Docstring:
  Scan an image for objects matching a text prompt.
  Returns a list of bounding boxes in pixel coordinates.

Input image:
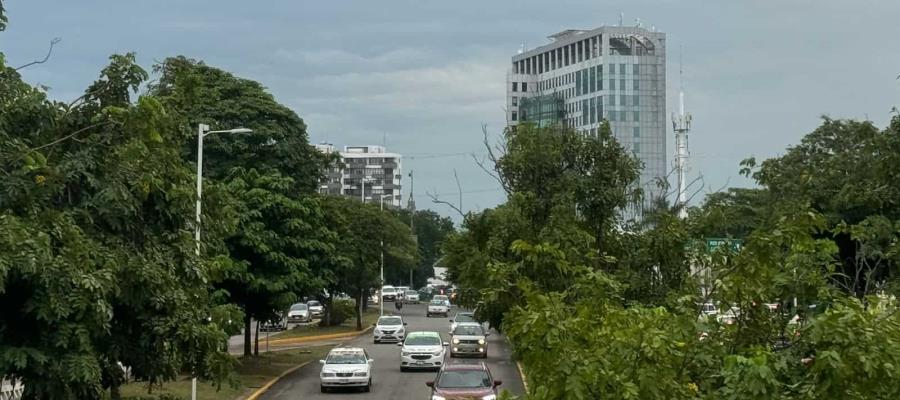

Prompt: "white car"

[427,299,450,317]
[319,347,373,393]
[403,290,420,304]
[307,300,324,318]
[399,331,448,371]
[382,285,399,302]
[433,294,451,307]
[287,303,311,323]
[373,315,407,343]
[449,311,478,333]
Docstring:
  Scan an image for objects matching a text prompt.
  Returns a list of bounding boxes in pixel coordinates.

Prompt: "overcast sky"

[4,1,899,220]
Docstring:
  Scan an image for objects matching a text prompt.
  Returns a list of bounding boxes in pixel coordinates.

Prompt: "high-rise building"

[507,25,667,212]
[314,144,403,207]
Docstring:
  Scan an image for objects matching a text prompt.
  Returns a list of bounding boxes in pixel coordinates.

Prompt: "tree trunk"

[254,320,260,356]
[243,313,252,357]
[110,384,121,400]
[356,289,363,331]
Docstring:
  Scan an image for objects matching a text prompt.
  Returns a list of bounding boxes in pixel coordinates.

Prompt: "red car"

[426,362,502,400]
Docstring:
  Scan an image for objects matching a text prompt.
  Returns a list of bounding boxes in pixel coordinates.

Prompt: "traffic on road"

[258,302,524,399]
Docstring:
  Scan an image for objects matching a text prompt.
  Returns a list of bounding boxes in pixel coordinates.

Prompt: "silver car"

[449,322,489,358]
[373,315,407,343]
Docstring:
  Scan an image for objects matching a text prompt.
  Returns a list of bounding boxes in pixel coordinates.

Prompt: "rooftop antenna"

[518,43,525,54]
[619,12,624,26]
[671,45,692,219]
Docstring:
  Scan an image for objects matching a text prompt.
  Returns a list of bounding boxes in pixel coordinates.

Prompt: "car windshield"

[405,335,441,346]
[453,325,485,336]
[437,370,492,388]
[430,300,445,305]
[378,317,402,326]
[455,314,475,323]
[308,301,320,307]
[383,288,396,294]
[434,295,448,301]
[405,290,417,295]
[290,304,307,311]
[326,352,366,364]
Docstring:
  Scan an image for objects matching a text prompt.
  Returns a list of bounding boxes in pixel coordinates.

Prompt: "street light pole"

[379,193,394,317]
[193,123,251,400]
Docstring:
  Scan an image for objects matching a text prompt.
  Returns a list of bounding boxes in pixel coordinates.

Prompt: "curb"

[245,360,312,400]
[242,326,373,400]
[516,361,529,393]
[265,326,373,346]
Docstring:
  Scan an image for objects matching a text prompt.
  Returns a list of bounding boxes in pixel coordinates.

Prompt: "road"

[260,303,525,399]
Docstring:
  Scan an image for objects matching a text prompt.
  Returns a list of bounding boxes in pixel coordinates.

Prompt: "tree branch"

[15,38,62,71]
[426,190,465,218]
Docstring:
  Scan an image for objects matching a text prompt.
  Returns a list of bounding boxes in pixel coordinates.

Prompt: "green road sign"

[706,238,743,252]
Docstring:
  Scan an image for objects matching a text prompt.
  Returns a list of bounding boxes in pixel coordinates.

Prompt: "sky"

[3,0,899,220]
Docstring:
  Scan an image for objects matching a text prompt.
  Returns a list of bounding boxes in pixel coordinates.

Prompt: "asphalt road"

[260,303,525,399]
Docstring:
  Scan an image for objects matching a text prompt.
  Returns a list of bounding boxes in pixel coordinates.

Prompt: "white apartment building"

[315,144,403,208]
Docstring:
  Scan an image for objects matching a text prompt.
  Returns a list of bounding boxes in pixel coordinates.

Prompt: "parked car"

[426,362,501,399]
[427,299,450,317]
[373,315,407,343]
[403,290,420,304]
[307,300,324,318]
[700,302,718,317]
[450,322,489,358]
[319,347,373,393]
[287,303,311,323]
[399,331,448,371]
[396,286,411,298]
[449,311,477,333]
[382,285,399,302]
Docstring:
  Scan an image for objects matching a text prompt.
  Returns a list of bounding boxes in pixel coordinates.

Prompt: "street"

[259,303,525,399]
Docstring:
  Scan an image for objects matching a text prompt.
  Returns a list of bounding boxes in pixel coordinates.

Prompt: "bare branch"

[3,121,112,176]
[426,190,465,218]
[707,176,732,195]
[479,124,512,195]
[454,168,463,212]
[15,38,62,71]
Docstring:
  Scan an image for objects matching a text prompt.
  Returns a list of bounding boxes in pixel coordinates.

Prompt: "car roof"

[328,347,365,355]
[455,322,482,327]
[406,331,441,338]
[441,361,489,371]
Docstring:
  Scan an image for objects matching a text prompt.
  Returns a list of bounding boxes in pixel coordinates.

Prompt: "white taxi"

[427,299,450,317]
[319,347,373,393]
[399,331,448,371]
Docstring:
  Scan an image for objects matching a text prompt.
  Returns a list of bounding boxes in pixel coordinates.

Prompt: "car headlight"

[478,338,486,345]
[482,395,497,400]
[432,350,443,356]
[353,371,367,377]
[374,328,381,334]
[321,372,335,377]
[452,338,460,344]
[402,351,412,356]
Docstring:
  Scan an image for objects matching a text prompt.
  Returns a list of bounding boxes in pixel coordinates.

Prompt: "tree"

[1,54,233,398]
[391,208,455,288]
[322,197,416,329]
[218,169,334,356]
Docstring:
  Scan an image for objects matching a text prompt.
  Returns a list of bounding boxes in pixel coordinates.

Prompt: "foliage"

[0,54,232,398]
[447,116,900,399]
[324,299,355,326]
[391,208,455,288]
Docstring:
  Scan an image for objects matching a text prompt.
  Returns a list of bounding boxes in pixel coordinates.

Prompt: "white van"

[381,286,399,302]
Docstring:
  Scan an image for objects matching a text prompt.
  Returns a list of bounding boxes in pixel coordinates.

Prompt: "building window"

[522,82,528,92]
[620,94,626,106]
[512,96,518,106]
[633,79,639,90]
[610,78,615,91]
[589,67,596,92]
[620,63,627,75]
[512,82,518,92]
[620,79,626,91]
[633,95,639,106]
[511,111,518,121]
[633,127,640,137]
[634,142,641,153]
[633,111,640,122]
[610,111,616,121]
[619,110,626,121]
[633,64,640,75]
[609,94,616,106]
[609,63,615,74]
[575,71,581,96]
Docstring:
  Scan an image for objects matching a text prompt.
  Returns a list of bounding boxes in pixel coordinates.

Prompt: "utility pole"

[408,170,416,288]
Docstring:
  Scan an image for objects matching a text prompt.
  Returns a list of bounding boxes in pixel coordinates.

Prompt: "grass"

[274,308,380,340]
[118,346,331,400]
